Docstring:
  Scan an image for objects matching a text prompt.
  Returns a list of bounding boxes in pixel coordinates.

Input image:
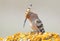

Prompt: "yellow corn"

[0,37,4,41]
[0,32,60,41]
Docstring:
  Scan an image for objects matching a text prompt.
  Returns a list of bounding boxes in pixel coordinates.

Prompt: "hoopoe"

[23,7,45,34]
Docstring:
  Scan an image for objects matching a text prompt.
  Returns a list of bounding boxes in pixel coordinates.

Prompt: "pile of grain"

[0,32,60,41]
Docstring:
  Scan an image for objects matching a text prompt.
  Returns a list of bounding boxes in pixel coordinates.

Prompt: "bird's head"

[25,8,31,18]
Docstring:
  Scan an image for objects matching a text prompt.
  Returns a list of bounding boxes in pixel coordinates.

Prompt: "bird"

[23,5,45,34]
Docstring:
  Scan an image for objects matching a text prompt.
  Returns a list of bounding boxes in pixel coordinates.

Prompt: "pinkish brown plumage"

[23,8,45,34]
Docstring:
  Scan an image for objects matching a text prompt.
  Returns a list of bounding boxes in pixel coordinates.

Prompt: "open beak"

[23,18,27,28]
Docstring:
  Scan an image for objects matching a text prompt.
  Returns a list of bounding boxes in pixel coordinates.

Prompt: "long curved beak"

[23,6,30,28]
[23,18,27,28]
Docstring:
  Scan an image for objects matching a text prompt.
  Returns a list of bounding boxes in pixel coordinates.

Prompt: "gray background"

[0,0,60,37]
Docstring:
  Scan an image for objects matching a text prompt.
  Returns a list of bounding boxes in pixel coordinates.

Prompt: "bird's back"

[27,12,45,34]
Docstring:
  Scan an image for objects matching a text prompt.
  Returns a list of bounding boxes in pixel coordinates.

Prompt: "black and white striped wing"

[35,19,45,33]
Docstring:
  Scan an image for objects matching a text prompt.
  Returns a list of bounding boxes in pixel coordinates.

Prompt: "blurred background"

[0,0,60,37]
